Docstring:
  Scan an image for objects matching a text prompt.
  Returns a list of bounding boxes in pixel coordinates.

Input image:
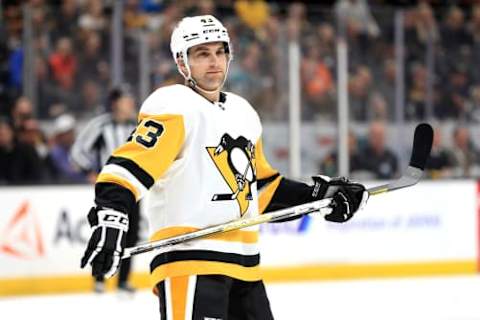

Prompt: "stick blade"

[409,123,433,170]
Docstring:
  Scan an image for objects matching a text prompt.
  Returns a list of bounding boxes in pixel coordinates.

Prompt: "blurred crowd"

[319,121,480,180]
[1,0,480,185]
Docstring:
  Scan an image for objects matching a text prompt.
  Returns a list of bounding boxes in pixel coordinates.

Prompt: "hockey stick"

[122,123,433,259]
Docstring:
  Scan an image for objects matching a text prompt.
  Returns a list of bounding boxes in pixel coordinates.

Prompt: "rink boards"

[0,181,478,296]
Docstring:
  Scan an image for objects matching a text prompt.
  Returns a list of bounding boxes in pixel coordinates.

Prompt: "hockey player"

[80,15,368,319]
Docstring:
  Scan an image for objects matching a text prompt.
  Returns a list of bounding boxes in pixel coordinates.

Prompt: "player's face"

[187,42,228,91]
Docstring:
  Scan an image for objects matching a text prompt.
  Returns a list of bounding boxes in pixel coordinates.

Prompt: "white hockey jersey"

[96,84,281,289]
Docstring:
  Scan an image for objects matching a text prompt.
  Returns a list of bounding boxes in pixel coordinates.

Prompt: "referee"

[71,86,139,294]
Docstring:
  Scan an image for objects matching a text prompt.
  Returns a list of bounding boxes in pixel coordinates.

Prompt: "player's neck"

[191,84,220,103]
[197,89,220,103]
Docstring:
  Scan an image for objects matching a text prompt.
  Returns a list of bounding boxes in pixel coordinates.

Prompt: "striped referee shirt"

[70,113,137,173]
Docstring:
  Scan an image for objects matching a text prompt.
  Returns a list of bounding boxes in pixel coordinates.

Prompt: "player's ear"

[177,58,188,75]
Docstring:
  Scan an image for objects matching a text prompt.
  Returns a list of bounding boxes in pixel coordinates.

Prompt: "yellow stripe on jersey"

[111,113,185,183]
[257,175,282,214]
[151,261,261,289]
[255,138,278,180]
[170,276,189,320]
[96,172,141,200]
[150,226,259,244]
[255,138,283,212]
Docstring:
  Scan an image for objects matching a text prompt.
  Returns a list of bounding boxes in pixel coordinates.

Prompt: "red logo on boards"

[0,201,45,259]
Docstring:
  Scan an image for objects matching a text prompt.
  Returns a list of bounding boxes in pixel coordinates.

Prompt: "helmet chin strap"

[187,77,222,96]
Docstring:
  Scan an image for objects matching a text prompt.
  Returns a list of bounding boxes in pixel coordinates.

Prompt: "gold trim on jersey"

[111,113,185,182]
[96,172,141,200]
[255,139,278,180]
[150,226,259,244]
[151,261,261,290]
[169,276,189,320]
[258,175,282,214]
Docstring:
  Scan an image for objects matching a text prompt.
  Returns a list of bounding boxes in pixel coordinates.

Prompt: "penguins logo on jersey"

[206,134,256,216]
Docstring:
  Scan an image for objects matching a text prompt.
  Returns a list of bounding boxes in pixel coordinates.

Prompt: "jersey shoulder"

[224,91,262,131]
[225,91,260,116]
[224,91,254,108]
[139,84,198,116]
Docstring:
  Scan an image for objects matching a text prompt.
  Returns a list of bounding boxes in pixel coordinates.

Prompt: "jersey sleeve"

[95,112,185,212]
[255,138,315,215]
[255,138,282,213]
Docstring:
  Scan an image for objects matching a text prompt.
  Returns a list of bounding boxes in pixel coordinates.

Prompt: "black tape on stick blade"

[409,123,433,170]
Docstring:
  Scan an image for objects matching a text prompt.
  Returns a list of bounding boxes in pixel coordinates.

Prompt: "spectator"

[335,0,380,38]
[234,0,270,30]
[47,103,68,118]
[48,37,77,91]
[470,4,480,43]
[408,2,438,62]
[368,91,388,121]
[191,0,217,16]
[7,43,22,93]
[317,23,336,68]
[52,0,79,41]
[155,2,182,46]
[286,2,309,41]
[465,84,480,122]
[336,0,379,68]
[78,80,104,120]
[124,0,149,31]
[78,0,107,33]
[0,117,44,184]
[16,117,50,181]
[377,59,396,120]
[76,31,110,92]
[47,114,86,183]
[228,42,267,109]
[0,23,11,117]
[3,4,22,46]
[439,64,471,120]
[30,4,53,42]
[349,65,373,121]
[424,125,455,179]
[450,125,480,178]
[471,4,480,83]
[301,42,335,119]
[10,96,34,130]
[139,0,164,13]
[440,6,471,66]
[319,130,363,177]
[355,121,399,179]
[405,63,427,120]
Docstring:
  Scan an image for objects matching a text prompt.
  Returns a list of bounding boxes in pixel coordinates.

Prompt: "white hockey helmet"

[170,15,233,85]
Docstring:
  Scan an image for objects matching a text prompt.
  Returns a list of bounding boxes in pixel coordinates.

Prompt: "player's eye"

[195,50,209,57]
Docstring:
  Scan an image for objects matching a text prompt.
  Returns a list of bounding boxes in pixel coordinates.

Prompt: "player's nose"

[208,53,222,67]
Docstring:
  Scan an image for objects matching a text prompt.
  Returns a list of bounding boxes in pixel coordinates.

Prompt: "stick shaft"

[122,165,422,259]
[122,198,332,258]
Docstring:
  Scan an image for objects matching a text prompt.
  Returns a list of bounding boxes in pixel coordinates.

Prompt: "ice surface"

[1,276,480,320]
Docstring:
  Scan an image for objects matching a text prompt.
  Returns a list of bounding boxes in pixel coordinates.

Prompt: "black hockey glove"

[80,206,129,278]
[311,175,368,223]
